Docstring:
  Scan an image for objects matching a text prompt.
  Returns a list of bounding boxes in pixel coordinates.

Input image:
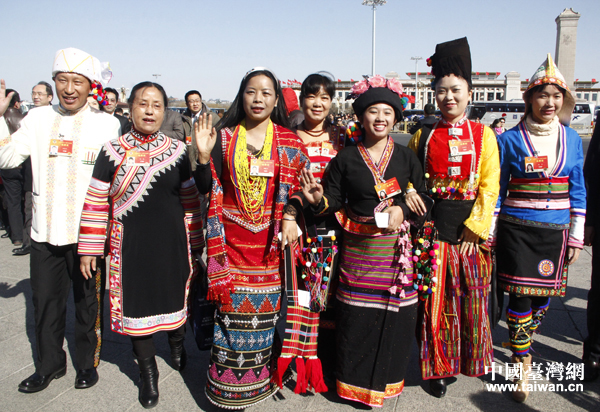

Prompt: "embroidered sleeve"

[180,177,205,253]
[78,177,110,256]
[568,133,586,248]
[488,131,510,245]
[464,127,500,241]
[0,115,32,169]
[405,129,423,191]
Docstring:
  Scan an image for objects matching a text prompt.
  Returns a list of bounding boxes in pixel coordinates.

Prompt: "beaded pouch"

[296,233,339,312]
[412,221,440,300]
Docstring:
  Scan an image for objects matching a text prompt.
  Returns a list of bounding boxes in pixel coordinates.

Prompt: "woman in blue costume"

[491,54,585,403]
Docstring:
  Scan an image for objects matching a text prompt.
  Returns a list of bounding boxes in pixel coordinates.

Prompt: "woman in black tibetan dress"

[78,82,203,409]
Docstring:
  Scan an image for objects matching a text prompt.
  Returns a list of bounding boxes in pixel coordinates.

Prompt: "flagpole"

[363,1,387,76]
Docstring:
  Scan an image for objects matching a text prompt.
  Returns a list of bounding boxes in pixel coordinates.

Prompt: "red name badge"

[321,142,337,157]
[250,158,275,177]
[524,156,549,172]
[125,150,150,166]
[49,139,74,156]
[374,177,402,201]
[185,135,192,145]
[448,140,473,155]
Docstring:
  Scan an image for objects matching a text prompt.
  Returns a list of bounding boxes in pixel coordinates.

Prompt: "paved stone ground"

[2,233,599,411]
[0,133,598,411]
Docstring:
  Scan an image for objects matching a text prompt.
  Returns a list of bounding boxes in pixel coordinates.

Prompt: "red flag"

[351,78,355,82]
[337,79,341,82]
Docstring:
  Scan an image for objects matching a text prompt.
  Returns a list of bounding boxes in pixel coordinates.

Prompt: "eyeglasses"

[32,92,48,97]
[188,99,201,104]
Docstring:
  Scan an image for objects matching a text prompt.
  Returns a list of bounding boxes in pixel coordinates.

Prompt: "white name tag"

[449,154,463,162]
[448,166,461,176]
[298,290,311,308]
[307,147,320,157]
[448,127,463,136]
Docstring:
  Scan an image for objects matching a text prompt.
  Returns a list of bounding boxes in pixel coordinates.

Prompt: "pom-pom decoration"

[90,82,109,106]
[412,221,439,300]
[345,122,363,144]
[296,233,339,312]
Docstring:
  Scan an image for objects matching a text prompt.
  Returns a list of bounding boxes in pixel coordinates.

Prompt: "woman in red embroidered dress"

[78,82,204,409]
[193,68,309,409]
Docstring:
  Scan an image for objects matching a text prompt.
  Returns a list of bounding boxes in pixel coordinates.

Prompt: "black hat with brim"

[352,87,404,122]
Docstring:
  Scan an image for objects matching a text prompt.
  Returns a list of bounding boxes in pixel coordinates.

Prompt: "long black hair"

[127,81,168,109]
[217,69,289,130]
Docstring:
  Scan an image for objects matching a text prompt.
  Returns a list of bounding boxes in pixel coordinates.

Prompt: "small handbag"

[190,259,215,351]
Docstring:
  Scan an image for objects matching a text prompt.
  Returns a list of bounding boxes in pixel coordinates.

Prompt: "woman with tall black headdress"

[406,38,500,398]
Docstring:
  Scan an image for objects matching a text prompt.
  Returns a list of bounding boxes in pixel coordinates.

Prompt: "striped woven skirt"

[205,288,282,409]
[335,230,417,408]
[418,241,493,379]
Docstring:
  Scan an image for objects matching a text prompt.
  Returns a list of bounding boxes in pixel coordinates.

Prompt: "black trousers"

[30,240,104,375]
[507,294,550,313]
[130,325,186,359]
[584,233,600,364]
[23,191,32,247]
[0,168,24,243]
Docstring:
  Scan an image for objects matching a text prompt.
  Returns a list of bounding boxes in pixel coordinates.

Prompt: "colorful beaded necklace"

[230,119,274,224]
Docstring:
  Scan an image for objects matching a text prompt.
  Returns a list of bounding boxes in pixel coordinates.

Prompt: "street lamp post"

[411,57,422,109]
[362,0,387,76]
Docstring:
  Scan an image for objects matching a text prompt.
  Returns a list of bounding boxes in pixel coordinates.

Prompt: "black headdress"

[428,37,472,88]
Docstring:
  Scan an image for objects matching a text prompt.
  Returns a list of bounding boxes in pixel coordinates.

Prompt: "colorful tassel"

[305,358,328,393]
[273,356,293,389]
[294,357,307,394]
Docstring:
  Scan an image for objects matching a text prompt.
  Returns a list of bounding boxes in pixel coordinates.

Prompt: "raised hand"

[194,112,217,164]
[299,168,323,206]
[0,79,15,117]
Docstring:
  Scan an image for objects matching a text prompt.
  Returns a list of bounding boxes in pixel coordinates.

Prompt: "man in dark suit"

[409,103,438,135]
[103,87,129,133]
[159,109,184,141]
[181,90,219,169]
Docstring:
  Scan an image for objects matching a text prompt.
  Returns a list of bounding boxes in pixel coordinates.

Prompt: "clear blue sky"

[2,0,598,102]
